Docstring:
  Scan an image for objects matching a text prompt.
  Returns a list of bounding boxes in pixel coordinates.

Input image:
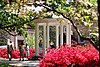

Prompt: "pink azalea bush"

[0,48,35,58]
[0,48,8,58]
[39,44,99,67]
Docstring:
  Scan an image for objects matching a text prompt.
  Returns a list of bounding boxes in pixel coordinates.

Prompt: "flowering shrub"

[39,44,99,67]
[28,48,35,58]
[0,48,35,58]
[0,48,8,58]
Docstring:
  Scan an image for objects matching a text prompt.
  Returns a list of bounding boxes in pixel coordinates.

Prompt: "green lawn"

[0,63,12,67]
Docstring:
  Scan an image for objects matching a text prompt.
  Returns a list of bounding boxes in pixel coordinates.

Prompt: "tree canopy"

[0,0,98,50]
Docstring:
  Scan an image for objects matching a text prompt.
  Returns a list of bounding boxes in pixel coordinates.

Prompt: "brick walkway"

[0,58,39,67]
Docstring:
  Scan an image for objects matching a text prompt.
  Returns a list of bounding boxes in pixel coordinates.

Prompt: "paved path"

[0,58,40,67]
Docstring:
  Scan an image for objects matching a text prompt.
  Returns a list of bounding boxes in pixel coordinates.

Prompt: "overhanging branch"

[33,3,99,51]
[4,29,18,36]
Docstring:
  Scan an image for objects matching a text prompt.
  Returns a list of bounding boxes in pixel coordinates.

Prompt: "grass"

[0,63,13,67]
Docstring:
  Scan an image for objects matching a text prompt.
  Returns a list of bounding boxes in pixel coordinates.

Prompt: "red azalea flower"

[39,44,99,67]
[0,48,35,59]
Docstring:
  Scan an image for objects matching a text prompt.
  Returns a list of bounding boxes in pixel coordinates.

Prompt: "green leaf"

[89,0,97,4]
[93,17,98,20]
[24,24,27,28]
[84,22,89,26]
[84,16,89,19]
[23,32,28,37]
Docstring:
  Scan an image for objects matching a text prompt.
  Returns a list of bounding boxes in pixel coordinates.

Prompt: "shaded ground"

[0,58,39,67]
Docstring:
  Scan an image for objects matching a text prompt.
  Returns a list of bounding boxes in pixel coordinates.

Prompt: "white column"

[14,30,18,49]
[56,25,59,47]
[69,23,71,45]
[66,23,71,46]
[66,24,68,45]
[60,24,63,45]
[15,35,17,49]
[35,23,39,56]
[47,23,49,48]
[43,24,46,55]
